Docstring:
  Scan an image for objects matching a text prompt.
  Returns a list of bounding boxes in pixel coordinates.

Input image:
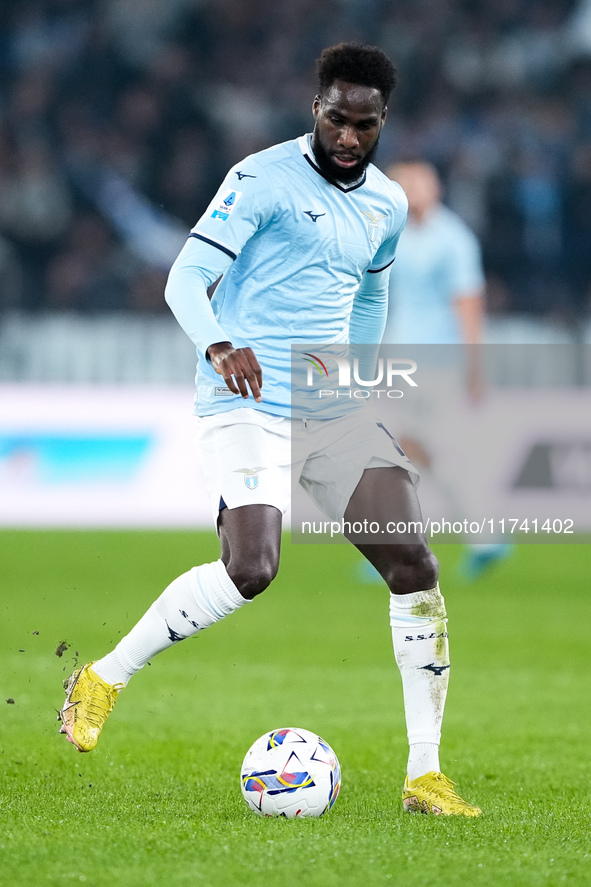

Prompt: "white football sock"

[389,584,450,782]
[93,560,248,686]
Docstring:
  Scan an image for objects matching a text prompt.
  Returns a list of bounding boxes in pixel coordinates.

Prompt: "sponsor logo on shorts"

[211,189,242,221]
[234,466,267,490]
[215,387,234,396]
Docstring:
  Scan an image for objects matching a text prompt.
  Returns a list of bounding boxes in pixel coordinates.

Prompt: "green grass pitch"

[1,530,590,887]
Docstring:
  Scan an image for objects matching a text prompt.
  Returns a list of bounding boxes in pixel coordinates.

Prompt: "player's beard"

[311,129,380,184]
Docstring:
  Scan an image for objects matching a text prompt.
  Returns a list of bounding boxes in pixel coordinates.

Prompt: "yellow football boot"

[58,663,122,752]
[402,771,482,816]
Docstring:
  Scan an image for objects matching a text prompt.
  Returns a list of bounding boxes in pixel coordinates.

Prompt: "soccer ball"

[240,727,341,818]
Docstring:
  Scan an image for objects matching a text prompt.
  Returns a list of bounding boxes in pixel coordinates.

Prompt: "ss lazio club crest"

[361,210,386,242]
[234,466,267,490]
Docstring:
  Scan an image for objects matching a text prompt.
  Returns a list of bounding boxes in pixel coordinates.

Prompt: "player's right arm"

[165,158,273,401]
[164,237,262,401]
[448,219,486,402]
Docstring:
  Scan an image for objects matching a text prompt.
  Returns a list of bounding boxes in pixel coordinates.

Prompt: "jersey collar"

[298,134,367,193]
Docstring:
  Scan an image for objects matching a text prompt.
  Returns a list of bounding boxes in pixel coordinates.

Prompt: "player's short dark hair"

[316,43,397,106]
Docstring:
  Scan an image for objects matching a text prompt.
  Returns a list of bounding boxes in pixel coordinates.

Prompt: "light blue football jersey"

[188,135,407,416]
[383,204,484,345]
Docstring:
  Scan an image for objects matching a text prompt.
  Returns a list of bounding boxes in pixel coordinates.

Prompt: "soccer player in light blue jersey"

[382,160,511,579]
[59,45,480,816]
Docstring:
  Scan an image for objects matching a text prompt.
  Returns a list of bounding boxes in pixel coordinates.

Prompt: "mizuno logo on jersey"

[304,210,326,223]
[235,171,257,180]
[211,189,242,221]
[361,210,387,242]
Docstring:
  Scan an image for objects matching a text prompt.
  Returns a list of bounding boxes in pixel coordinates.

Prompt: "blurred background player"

[385,160,484,349]
[381,159,510,580]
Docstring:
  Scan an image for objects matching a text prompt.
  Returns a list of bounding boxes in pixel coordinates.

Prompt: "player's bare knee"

[383,544,439,594]
[417,547,439,588]
[227,558,279,600]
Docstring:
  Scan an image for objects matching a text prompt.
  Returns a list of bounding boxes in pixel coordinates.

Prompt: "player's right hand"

[206,341,263,403]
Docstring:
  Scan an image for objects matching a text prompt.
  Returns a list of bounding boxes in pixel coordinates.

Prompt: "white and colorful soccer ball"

[240,727,341,818]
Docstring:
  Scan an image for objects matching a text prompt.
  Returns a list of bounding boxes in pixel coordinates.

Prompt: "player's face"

[312,80,386,182]
[388,163,442,221]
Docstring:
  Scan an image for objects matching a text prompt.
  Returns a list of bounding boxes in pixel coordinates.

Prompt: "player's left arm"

[454,287,484,346]
[348,268,390,381]
[449,220,485,347]
[349,268,390,344]
[450,225,486,400]
[350,194,407,345]
[455,290,485,404]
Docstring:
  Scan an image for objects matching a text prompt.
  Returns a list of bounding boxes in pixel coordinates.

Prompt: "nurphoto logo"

[303,352,418,400]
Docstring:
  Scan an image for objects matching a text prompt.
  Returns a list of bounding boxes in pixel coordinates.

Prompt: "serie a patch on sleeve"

[211,190,242,221]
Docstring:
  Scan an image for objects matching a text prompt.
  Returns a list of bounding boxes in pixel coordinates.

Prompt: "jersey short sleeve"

[447,219,485,295]
[368,182,408,273]
[190,159,276,260]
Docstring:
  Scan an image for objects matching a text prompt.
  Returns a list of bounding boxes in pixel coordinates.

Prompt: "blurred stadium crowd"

[1,0,591,326]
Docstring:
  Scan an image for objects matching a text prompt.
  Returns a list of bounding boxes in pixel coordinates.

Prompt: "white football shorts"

[195,406,418,525]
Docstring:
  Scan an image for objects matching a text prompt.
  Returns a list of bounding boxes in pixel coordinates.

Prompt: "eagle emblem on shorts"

[234,466,267,490]
[361,210,386,242]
